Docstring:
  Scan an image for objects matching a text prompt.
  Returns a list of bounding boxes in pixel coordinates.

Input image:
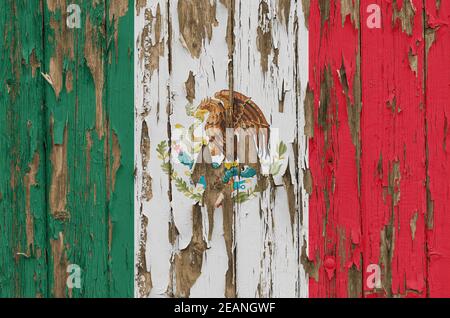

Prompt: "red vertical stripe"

[425,0,450,298]
[360,0,427,297]
[308,1,362,297]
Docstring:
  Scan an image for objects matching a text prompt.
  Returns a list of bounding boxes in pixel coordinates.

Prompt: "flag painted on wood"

[2,0,450,299]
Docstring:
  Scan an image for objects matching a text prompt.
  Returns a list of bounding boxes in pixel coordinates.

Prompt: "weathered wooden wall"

[0,0,134,297]
[2,0,450,299]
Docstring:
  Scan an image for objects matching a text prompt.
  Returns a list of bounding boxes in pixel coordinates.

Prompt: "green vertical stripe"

[1,0,134,298]
[43,0,134,298]
[0,0,48,298]
[106,0,134,297]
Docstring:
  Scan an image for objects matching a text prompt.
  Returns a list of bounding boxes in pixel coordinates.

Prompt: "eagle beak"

[195,109,209,121]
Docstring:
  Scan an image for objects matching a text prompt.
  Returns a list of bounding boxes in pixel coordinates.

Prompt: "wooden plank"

[168,0,231,298]
[424,0,450,298]
[135,0,233,298]
[43,0,133,298]
[135,0,173,298]
[308,0,363,297]
[106,0,134,297]
[360,0,427,297]
[0,0,48,297]
[233,0,306,298]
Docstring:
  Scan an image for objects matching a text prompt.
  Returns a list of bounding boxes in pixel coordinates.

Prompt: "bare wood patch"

[177,0,218,58]
[136,0,147,16]
[111,131,121,191]
[256,1,273,74]
[304,84,314,138]
[393,0,416,35]
[137,213,152,297]
[50,232,68,298]
[85,13,105,139]
[109,0,129,56]
[23,152,40,253]
[50,122,69,221]
[47,0,74,99]
[174,205,207,297]
[185,71,196,104]
[140,5,165,75]
[29,49,41,78]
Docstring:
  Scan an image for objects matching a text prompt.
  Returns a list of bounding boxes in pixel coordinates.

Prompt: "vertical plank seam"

[229,0,237,299]
[104,0,112,297]
[422,0,430,298]
[357,0,364,299]
[294,0,303,297]
[40,0,50,299]
[167,0,176,297]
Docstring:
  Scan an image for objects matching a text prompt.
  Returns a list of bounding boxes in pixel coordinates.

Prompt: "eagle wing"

[214,90,270,131]
[200,90,271,159]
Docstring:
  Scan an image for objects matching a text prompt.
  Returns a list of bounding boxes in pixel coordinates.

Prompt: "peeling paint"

[425,27,436,57]
[137,214,152,297]
[140,5,165,75]
[256,1,272,74]
[278,0,290,26]
[174,206,207,297]
[1,0,48,297]
[283,165,297,236]
[140,120,152,201]
[50,123,69,220]
[408,47,418,76]
[319,0,330,28]
[0,0,134,298]
[393,0,416,35]
[348,263,362,298]
[410,211,418,240]
[304,84,314,138]
[388,161,401,207]
[47,0,74,99]
[302,0,310,29]
[303,168,313,195]
[65,70,73,93]
[341,0,359,27]
[50,232,68,298]
[301,238,319,282]
[23,152,40,253]
[136,0,147,16]
[185,71,196,104]
[111,131,121,191]
[29,49,41,78]
[222,190,235,298]
[318,66,333,132]
[85,13,105,139]
[109,0,129,53]
[177,0,218,58]
[380,223,395,297]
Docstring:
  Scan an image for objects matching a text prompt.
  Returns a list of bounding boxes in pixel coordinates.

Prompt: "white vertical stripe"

[135,0,310,298]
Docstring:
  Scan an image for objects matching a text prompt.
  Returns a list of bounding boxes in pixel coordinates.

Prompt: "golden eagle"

[195,90,270,161]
